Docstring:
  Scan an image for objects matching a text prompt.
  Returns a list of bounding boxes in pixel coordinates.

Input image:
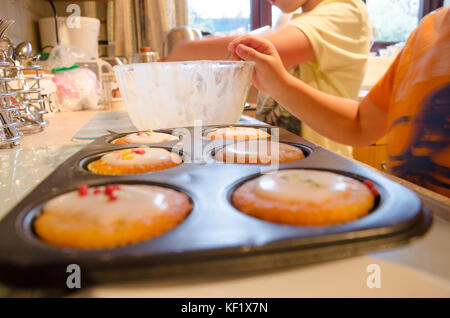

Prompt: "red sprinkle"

[78,185,89,196]
[108,194,118,202]
[104,185,114,195]
[93,188,102,195]
[131,149,146,155]
[112,184,121,191]
[364,180,374,188]
[137,131,144,136]
[371,187,380,197]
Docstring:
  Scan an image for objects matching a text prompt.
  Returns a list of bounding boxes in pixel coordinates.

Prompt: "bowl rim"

[113,60,255,71]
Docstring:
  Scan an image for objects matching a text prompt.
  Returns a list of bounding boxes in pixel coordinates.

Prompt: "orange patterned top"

[367,7,450,197]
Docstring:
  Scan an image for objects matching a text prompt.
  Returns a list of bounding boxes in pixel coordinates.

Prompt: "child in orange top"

[228,7,450,197]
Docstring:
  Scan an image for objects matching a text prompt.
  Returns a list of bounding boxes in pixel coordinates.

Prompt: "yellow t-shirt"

[290,0,371,100]
[291,0,370,157]
[257,0,371,157]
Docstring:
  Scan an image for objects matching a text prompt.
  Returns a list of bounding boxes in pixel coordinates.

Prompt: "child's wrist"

[271,71,294,100]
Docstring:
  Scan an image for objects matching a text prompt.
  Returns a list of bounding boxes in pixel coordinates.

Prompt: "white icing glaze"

[219,141,300,163]
[102,148,182,166]
[43,185,173,224]
[254,170,362,204]
[206,127,270,139]
[124,132,178,144]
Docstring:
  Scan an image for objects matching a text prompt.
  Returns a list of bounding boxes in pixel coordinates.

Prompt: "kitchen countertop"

[0,110,449,297]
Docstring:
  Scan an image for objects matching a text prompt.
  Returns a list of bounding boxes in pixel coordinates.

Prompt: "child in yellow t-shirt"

[228,7,450,197]
[167,0,371,156]
[257,0,371,157]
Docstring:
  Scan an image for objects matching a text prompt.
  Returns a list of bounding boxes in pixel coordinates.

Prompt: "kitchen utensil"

[1,60,48,137]
[0,18,48,142]
[10,64,48,133]
[0,59,23,148]
[0,19,14,38]
[131,51,159,63]
[0,36,14,59]
[163,26,203,58]
[114,57,124,65]
[114,61,255,130]
[14,42,33,60]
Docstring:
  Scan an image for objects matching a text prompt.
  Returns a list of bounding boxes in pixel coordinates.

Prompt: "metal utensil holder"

[0,60,22,148]
[13,63,48,134]
[0,18,48,148]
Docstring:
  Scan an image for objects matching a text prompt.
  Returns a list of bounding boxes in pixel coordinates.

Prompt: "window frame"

[251,0,273,30]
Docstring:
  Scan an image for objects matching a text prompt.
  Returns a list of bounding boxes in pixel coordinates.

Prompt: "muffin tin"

[0,125,431,287]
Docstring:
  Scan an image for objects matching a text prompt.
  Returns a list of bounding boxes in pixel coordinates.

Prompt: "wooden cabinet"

[353,137,388,171]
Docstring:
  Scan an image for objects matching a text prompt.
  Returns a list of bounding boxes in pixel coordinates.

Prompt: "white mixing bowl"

[113,61,255,130]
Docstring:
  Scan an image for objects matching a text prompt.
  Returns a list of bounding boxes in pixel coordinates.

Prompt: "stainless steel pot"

[163,26,202,58]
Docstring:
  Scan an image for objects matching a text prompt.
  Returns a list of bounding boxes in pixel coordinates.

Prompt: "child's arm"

[166,26,314,68]
[228,35,387,147]
[167,35,237,61]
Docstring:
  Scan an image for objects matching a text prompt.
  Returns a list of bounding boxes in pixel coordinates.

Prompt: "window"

[189,0,446,41]
[366,0,421,43]
[188,0,274,35]
[188,0,251,35]
[363,0,444,51]
[271,6,282,29]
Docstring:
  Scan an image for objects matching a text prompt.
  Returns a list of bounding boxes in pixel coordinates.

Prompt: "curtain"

[110,0,188,61]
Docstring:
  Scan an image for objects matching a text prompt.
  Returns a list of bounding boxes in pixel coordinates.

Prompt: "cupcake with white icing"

[205,126,270,140]
[87,147,182,175]
[232,170,377,226]
[215,140,304,164]
[35,184,192,249]
[112,130,178,145]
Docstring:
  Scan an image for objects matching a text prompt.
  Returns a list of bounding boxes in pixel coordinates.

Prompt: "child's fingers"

[227,36,246,52]
[228,35,274,55]
[235,44,266,63]
[230,52,241,61]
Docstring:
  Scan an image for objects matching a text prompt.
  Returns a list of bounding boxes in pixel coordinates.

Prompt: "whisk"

[0,19,14,38]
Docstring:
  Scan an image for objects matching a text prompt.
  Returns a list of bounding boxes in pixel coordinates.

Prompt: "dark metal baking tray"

[0,125,432,288]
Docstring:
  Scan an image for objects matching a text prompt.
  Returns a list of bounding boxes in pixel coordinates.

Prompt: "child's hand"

[228,35,289,95]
